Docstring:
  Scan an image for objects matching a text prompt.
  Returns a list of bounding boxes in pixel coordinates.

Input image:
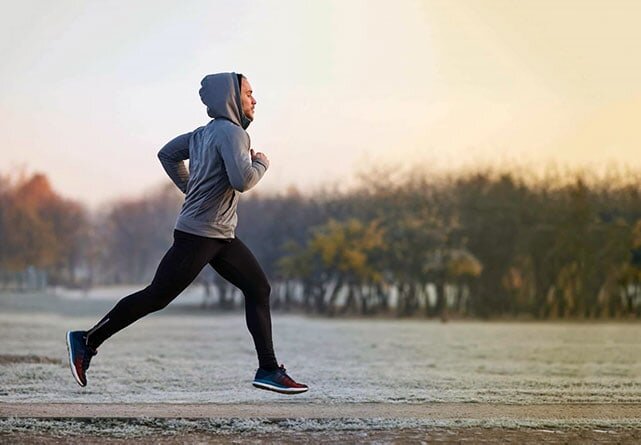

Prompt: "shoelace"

[277,364,297,386]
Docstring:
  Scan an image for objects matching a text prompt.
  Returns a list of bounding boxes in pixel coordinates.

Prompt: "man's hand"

[250,149,270,169]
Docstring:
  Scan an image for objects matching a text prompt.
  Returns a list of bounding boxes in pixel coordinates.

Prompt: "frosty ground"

[1,290,640,442]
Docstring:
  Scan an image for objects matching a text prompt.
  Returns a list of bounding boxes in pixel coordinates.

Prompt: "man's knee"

[147,295,172,313]
[145,283,182,312]
[261,280,272,296]
[252,280,271,305]
[148,281,184,312]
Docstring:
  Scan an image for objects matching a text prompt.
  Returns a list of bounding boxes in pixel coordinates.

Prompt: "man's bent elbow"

[230,175,259,193]
[230,180,248,193]
[232,183,252,193]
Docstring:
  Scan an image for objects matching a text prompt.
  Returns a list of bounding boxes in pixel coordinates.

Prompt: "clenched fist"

[250,149,270,169]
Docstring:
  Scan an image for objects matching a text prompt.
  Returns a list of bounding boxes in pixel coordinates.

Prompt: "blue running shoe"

[66,330,97,387]
[253,364,308,394]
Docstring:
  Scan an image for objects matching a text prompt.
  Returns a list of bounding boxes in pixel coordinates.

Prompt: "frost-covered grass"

[1,290,641,407]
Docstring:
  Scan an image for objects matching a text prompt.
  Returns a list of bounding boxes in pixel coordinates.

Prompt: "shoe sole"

[252,381,308,394]
[66,331,86,387]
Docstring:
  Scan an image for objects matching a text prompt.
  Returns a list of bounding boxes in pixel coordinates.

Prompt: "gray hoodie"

[157,72,268,238]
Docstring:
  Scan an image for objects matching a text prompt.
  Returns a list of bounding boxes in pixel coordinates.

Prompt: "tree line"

[2,166,641,319]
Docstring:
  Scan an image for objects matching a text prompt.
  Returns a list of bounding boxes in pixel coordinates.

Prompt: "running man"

[66,72,308,395]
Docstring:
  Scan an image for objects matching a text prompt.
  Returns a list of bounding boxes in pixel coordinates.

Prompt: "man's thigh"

[208,238,269,292]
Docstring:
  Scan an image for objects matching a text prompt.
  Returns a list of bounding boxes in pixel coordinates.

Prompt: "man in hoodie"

[66,72,308,395]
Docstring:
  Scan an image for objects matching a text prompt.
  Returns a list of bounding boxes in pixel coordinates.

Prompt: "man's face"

[240,77,256,120]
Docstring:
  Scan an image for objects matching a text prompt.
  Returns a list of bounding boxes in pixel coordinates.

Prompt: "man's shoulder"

[209,118,242,131]
[209,119,248,143]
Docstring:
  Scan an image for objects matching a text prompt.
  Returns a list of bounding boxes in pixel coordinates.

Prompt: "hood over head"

[199,72,252,129]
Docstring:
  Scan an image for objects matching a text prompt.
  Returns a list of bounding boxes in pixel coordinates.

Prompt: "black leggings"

[85,229,278,370]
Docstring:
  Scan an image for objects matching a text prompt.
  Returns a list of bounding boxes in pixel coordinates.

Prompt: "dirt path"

[2,403,640,444]
[2,428,641,445]
[2,402,641,420]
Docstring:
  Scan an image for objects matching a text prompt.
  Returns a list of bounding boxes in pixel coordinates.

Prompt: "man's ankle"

[85,339,98,353]
[259,364,279,372]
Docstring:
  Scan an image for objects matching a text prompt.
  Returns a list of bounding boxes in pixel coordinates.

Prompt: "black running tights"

[85,229,278,370]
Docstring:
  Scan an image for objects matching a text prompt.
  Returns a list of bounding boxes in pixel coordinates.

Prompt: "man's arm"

[220,128,268,192]
[157,132,191,193]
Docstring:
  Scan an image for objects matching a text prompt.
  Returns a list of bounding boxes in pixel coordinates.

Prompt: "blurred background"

[2,0,641,320]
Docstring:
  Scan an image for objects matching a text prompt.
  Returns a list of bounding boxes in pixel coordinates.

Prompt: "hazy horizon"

[2,0,641,209]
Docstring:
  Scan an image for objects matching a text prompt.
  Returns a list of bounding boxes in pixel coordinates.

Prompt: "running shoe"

[66,330,97,387]
[253,364,308,394]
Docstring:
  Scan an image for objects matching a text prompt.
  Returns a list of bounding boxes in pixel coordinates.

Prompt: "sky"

[1,0,641,209]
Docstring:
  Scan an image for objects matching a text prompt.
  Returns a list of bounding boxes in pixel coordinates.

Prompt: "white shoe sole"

[66,331,85,387]
[252,381,308,394]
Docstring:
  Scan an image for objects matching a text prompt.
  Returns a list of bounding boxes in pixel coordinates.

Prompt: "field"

[1,289,640,443]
